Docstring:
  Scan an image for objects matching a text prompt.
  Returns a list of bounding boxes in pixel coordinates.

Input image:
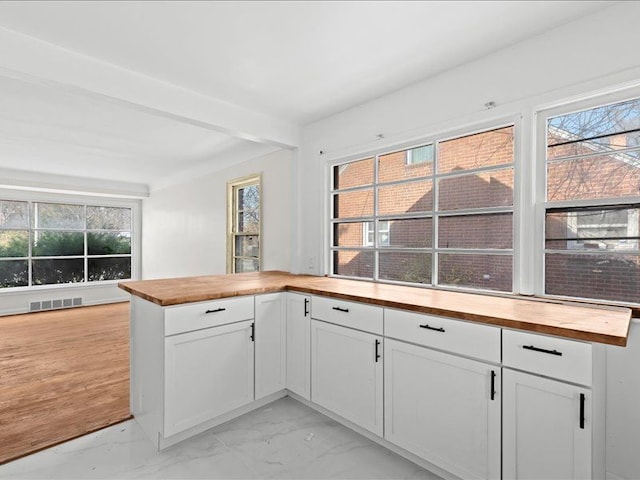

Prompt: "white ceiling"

[0,1,617,191]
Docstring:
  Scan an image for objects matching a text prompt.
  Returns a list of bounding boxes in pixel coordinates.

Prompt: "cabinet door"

[384,339,500,480]
[255,293,287,400]
[311,320,383,436]
[286,293,311,400]
[164,320,254,437]
[503,369,591,480]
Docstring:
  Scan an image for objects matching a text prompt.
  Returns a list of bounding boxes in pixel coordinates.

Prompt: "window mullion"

[373,154,379,281]
[432,140,439,287]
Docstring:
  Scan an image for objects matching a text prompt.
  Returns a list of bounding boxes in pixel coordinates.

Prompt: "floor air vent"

[29,297,83,312]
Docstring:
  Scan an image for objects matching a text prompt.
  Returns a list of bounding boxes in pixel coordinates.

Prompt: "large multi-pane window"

[330,125,514,292]
[0,200,132,288]
[544,96,640,304]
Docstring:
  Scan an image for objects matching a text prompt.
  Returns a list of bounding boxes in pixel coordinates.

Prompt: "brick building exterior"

[332,126,640,302]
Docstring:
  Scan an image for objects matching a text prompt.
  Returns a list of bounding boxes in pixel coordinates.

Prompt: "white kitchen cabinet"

[384,338,501,480]
[311,319,383,436]
[502,369,591,480]
[286,292,311,400]
[255,293,286,400]
[502,329,601,480]
[164,319,255,437]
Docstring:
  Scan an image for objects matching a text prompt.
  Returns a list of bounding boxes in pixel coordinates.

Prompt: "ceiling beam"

[0,26,300,149]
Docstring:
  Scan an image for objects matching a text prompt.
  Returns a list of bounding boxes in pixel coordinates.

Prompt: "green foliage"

[0,231,28,257]
[33,232,84,256]
[88,233,131,255]
[0,260,28,287]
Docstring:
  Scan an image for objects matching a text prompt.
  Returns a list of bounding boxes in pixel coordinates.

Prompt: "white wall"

[142,149,293,279]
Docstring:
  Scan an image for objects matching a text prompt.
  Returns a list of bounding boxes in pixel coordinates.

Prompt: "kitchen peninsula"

[119,271,632,480]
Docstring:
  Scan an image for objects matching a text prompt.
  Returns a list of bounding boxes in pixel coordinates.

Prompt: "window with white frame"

[405,144,434,166]
[330,125,515,291]
[0,199,133,289]
[543,96,640,304]
[363,220,390,247]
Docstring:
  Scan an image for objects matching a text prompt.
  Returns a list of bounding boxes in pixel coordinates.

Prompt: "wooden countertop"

[118,271,632,346]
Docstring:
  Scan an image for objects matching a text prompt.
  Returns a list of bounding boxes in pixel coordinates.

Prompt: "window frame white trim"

[535,86,640,305]
[0,188,140,293]
[226,173,262,274]
[328,118,519,293]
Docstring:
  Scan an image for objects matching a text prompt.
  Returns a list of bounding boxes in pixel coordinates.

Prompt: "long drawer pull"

[375,339,381,363]
[490,370,496,401]
[205,307,226,314]
[419,324,445,333]
[523,345,562,356]
[304,298,310,317]
[580,393,585,429]
[332,306,350,313]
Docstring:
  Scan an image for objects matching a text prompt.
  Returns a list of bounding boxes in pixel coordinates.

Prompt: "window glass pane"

[438,126,514,174]
[547,130,640,161]
[88,257,131,281]
[546,207,639,251]
[547,156,640,202]
[32,231,84,256]
[407,145,434,164]
[33,203,84,229]
[439,214,513,249]
[333,189,374,219]
[88,232,131,255]
[378,146,433,183]
[548,97,640,147]
[332,250,373,279]
[378,180,433,215]
[0,200,28,228]
[238,185,260,211]
[385,218,432,248]
[32,258,84,285]
[87,206,131,230]
[545,252,640,304]
[333,222,369,248]
[333,158,374,190]
[0,231,28,257]
[237,210,260,233]
[438,168,513,211]
[235,257,259,273]
[438,254,512,292]
[0,259,28,287]
[379,251,431,284]
[377,220,392,246]
[235,235,259,257]
[31,230,84,257]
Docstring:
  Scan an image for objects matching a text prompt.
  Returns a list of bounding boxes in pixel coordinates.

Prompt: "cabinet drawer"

[503,329,592,386]
[164,296,254,336]
[385,309,500,363]
[311,296,383,335]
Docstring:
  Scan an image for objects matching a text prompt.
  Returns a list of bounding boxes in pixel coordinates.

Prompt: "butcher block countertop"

[119,271,632,346]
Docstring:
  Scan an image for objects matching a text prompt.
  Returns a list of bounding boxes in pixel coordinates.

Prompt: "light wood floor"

[0,302,131,464]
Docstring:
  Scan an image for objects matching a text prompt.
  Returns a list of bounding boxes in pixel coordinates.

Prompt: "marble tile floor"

[0,397,442,480]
